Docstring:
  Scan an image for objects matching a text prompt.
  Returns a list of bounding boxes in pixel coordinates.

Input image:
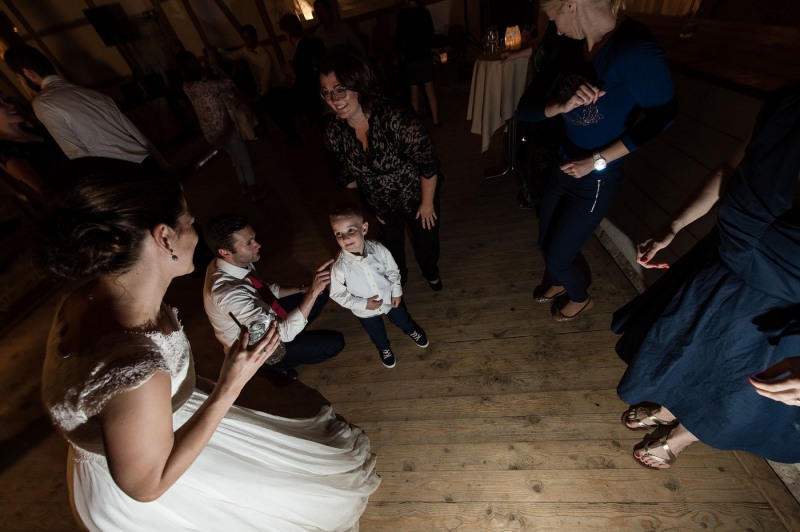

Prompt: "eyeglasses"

[320,87,349,101]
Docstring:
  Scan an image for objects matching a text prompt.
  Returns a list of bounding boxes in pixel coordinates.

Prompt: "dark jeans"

[538,163,623,302]
[357,303,416,351]
[381,187,441,285]
[272,290,344,370]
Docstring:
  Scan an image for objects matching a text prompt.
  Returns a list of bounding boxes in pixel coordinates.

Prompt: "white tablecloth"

[467,54,530,153]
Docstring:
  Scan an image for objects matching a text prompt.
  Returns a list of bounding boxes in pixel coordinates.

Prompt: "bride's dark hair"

[42,157,184,280]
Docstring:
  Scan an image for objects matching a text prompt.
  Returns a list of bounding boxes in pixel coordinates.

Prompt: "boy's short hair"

[329,202,364,223]
[205,214,250,257]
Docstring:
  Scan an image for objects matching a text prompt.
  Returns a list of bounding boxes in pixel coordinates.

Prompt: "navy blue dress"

[613,88,800,463]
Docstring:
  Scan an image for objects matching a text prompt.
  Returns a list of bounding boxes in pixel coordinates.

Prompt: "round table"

[467,53,531,154]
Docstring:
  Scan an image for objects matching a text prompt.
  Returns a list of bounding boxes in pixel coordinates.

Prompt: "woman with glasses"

[318,51,443,290]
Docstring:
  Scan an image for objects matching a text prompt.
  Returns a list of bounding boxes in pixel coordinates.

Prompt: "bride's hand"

[217,323,279,396]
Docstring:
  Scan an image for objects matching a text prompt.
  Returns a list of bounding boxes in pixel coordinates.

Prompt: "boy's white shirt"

[329,240,403,318]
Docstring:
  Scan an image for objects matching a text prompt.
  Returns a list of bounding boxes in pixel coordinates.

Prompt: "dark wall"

[480,0,539,35]
[700,0,800,27]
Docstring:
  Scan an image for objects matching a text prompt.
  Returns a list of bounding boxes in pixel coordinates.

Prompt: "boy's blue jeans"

[357,303,415,351]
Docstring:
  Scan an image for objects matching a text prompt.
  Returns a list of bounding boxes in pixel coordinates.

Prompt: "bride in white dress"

[40,158,380,531]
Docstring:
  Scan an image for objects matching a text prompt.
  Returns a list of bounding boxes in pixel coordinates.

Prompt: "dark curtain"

[479,0,539,36]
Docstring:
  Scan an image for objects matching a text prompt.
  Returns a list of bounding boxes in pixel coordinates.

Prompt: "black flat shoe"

[551,297,594,322]
[428,278,443,291]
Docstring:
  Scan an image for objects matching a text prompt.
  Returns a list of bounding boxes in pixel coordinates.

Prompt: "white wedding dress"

[42,305,380,531]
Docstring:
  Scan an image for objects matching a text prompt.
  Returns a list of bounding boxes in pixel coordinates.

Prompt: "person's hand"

[376,214,386,225]
[217,323,279,396]
[311,259,334,294]
[749,357,800,407]
[391,296,401,308]
[637,225,677,269]
[559,83,605,115]
[416,202,437,230]
[559,158,595,179]
[365,295,383,310]
[345,181,359,189]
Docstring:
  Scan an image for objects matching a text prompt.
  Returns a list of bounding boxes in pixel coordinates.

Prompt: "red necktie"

[245,273,288,320]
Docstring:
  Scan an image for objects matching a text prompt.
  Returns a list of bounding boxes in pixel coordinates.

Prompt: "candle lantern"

[505,25,522,50]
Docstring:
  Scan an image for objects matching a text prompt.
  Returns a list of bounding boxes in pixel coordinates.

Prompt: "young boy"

[328,203,428,368]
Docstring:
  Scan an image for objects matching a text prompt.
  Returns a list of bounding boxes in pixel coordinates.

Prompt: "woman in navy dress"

[613,86,800,468]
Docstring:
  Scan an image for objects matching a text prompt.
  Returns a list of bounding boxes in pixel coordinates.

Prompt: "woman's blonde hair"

[540,0,626,17]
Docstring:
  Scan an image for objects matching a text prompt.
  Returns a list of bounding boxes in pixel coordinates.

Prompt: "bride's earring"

[169,248,179,261]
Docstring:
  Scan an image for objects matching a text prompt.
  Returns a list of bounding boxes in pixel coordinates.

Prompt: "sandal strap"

[638,437,678,468]
[630,406,675,428]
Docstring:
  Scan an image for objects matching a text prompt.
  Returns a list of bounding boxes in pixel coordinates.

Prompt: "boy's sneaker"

[378,348,396,368]
[407,326,429,348]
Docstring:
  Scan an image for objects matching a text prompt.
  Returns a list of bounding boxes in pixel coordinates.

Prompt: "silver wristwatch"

[592,152,607,171]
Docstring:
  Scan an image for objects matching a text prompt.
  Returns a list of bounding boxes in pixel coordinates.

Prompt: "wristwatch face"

[593,153,607,171]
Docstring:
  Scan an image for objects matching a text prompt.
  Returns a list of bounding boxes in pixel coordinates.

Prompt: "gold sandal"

[621,404,678,430]
[633,435,679,470]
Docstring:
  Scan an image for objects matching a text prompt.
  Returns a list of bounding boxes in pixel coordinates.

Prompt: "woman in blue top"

[517,0,677,321]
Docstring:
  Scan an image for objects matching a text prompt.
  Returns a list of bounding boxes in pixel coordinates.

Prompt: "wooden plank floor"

[1,79,799,530]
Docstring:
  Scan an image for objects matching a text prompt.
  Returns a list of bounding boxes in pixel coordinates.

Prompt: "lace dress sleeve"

[43,331,171,441]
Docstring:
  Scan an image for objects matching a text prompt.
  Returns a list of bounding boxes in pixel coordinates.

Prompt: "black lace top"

[324,99,440,217]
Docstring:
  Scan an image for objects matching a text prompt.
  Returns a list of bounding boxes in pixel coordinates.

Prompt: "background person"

[0,92,66,199]
[313,0,367,58]
[396,0,440,127]
[175,51,263,201]
[40,157,380,529]
[217,24,301,145]
[2,45,166,170]
[279,13,327,126]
